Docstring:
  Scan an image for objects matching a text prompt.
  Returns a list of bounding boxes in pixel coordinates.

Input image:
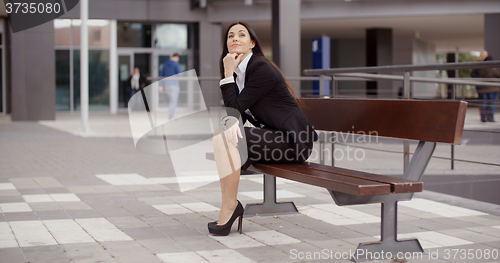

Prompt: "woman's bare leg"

[213,128,242,225]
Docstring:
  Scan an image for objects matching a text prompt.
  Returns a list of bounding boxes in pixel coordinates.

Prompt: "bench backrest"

[300,98,467,144]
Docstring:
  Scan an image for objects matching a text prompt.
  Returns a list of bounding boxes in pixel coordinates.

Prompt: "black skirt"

[240,126,314,171]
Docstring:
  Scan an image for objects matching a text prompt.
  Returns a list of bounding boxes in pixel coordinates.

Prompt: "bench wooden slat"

[302,163,423,193]
[249,163,391,196]
[301,98,467,144]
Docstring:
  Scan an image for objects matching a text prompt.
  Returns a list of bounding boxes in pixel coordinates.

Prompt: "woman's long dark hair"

[219,21,303,109]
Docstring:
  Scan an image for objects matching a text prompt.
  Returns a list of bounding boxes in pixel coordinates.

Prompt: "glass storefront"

[0,31,3,113]
[73,50,110,111]
[55,19,111,111]
[55,50,70,111]
[55,19,194,112]
[118,22,152,48]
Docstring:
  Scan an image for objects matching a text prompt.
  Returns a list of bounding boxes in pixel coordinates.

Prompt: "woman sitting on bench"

[209,21,318,236]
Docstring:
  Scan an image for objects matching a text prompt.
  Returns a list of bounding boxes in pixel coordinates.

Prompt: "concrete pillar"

[10,22,55,121]
[274,0,301,93]
[109,20,118,114]
[80,0,90,133]
[366,28,392,97]
[485,13,500,60]
[199,21,222,108]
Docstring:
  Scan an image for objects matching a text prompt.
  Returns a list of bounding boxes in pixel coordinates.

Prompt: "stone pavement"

[0,108,499,263]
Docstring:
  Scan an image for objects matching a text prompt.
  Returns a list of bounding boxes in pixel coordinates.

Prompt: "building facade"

[1,0,500,120]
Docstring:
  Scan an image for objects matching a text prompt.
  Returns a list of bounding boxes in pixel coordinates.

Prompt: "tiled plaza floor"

[0,113,499,262]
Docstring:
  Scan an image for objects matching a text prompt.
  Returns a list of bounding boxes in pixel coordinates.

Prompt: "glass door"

[118,54,132,108]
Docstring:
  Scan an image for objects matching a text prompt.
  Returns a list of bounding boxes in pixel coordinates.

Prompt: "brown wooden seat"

[249,162,423,196]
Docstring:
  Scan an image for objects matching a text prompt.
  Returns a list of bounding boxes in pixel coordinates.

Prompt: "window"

[117,22,152,48]
[154,24,188,49]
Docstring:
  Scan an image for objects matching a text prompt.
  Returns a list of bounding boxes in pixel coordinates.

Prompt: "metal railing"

[303,60,500,171]
[146,62,500,171]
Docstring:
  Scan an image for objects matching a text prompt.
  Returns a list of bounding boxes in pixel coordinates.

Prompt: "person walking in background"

[471,50,489,121]
[159,53,182,120]
[478,55,500,122]
[128,67,147,103]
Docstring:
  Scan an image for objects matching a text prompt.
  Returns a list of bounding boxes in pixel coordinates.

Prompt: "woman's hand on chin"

[223,53,244,78]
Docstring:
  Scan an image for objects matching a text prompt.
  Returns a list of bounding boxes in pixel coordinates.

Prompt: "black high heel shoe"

[208,200,244,236]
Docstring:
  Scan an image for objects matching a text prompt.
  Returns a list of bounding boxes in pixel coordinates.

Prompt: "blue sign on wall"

[312,36,330,96]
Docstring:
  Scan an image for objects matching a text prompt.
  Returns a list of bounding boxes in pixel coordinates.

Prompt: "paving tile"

[182,202,220,213]
[196,249,255,263]
[92,185,123,193]
[96,174,157,186]
[138,214,180,227]
[50,193,81,202]
[394,231,474,249]
[0,183,16,190]
[22,244,70,263]
[308,238,357,253]
[67,186,99,194]
[0,196,24,203]
[35,210,72,220]
[400,198,487,218]
[0,247,26,263]
[157,251,208,263]
[240,190,305,199]
[150,177,178,184]
[467,226,500,238]
[245,230,301,246]
[0,190,28,197]
[157,224,206,238]
[274,242,333,262]
[298,205,369,226]
[173,235,228,251]
[209,233,266,249]
[75,218,133,242]
[101,240,163,263]
[153,204,193,215]
[4,212,40,221]
[106,216,150,229]
[58,201,93,210]
[235,245,292,263]
[22,194,53,203]
[16,188,47,195]
[44,188,73,194]
[10,220,58,247]
[62,242,118,263]
[28,202,63,211]
[0,222,18,248]
[459,216,500,227]
[438,228,500,243]
[32,177,65,188]
[9,178,40,189]
[22,193,81,203]
[0,202,32,213]
[43,219,95,244]
[137,237,188,254]
[122,227,167,240]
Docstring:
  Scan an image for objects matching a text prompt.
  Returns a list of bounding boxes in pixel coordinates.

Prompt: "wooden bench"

[225,98,466,261]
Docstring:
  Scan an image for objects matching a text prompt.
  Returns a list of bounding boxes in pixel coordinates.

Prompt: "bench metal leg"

[353,198,423,262]
[244,174,298,217]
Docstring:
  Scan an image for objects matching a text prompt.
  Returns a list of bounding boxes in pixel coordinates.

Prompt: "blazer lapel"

[244,55,257,87]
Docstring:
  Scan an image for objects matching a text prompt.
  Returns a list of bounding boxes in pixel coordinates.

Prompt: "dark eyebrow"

[228,30,247,34]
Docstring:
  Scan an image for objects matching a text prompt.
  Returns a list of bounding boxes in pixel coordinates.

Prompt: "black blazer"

[220,55,318,153]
